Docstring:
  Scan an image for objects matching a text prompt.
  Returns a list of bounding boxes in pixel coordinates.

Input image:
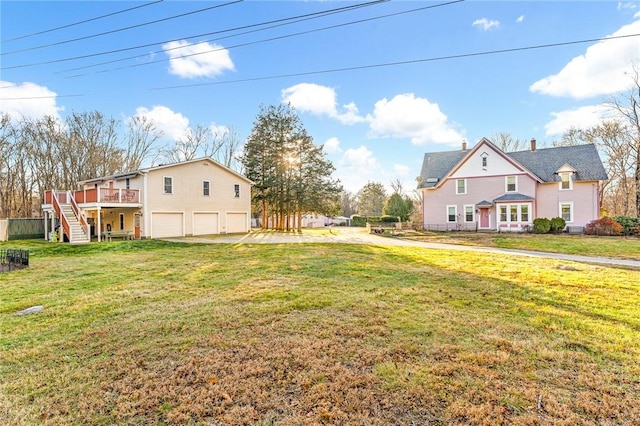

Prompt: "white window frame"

[456,179,466,195]
[521,204,529,222]
[560,202,573,223]
[559,173,573,190]
[202,180,210,196]
[446,205,457,223]
[482,156,488,168]
[497,203,533,224]
[163,176,173,194]
[234,184,240,198]
[464,205,474,222]
[505,176,518,192]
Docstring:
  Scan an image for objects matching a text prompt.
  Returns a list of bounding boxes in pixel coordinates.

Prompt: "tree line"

[0,111,241,218]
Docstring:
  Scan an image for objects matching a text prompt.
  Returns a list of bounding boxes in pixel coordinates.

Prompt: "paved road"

[173,227,640,269]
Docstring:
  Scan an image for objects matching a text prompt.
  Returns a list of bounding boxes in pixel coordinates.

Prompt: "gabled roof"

[418,140,607,189]
[80,157,253,185]
[493,193,535,202]
[508,144,607,182]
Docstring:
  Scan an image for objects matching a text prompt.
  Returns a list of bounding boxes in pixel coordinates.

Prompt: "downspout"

[142,171,149,238]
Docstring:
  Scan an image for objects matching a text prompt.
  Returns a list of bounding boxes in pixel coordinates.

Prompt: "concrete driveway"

[172,227,640,269]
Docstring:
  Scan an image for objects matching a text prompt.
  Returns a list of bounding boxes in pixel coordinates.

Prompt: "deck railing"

[47,188,140,204]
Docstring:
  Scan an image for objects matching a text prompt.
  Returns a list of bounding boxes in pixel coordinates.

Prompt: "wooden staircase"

[59,204,90,244]
[51,190,91,244]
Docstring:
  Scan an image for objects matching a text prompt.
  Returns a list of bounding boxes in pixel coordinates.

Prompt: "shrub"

[585,217,624,236]
[380,215,399,223]
[549,217,566,233]
[351,215,367,227]
[533,218,551,234]
[613,216,640,236]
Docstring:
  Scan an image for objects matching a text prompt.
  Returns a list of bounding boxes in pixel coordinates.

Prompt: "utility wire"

[1,0,164,44]
[0,1,243,56]
[2,30,637,100]
[63,0,462,78]
[145,33,640,91]
[1,0,388,71]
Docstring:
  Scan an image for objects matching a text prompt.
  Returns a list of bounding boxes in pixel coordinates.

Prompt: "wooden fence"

[0,218,45,241]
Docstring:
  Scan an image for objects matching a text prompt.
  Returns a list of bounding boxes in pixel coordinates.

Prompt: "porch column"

[97,207,101,242]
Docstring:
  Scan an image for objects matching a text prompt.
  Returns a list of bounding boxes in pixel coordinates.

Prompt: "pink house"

[418,138,608,232]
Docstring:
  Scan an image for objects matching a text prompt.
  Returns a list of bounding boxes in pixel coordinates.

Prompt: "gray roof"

[508,144,608,182]
[418,150,467,188]
[418,143,607,189]
[476,200,493,206]
[494,193,535,202]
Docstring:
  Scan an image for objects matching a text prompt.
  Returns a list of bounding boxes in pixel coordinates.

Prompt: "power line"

[146,33,640,91]
[0,1,243,56]
[2,31,637,101]
[0,0,164,44]
[62,0,462,78]
[1,0,388,71]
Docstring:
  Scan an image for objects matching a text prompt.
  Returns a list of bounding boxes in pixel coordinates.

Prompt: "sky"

[1,0,640,195]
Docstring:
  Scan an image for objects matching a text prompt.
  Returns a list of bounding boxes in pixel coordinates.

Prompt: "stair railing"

[51,190,70,243]
[67,190,90,239]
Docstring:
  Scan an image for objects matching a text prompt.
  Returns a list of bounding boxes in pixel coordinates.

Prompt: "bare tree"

[608,63,640,216]
[489,132,527,152]
[123,115,163,171]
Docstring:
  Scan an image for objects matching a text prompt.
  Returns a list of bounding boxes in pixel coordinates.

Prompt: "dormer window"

[560,173,572,190]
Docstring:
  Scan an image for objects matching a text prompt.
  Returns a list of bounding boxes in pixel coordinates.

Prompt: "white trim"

[202,180,211,197]
[455,179,467,195]
[559,172,573,191]
[463,204,475,222]
[505,175,518,192]
[163,176,173,194]
[446,205,457,222]
[559,202,574,223]
[234,183,241,198]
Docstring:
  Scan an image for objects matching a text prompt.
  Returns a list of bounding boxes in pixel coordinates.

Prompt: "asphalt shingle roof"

[418,143,607,189]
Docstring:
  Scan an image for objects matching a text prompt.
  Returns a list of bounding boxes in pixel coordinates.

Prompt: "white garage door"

[226,213,248,233]
[193,212,219,236]
[151,212,183,238]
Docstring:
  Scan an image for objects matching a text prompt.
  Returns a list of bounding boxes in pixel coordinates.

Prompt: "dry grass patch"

[1,240,639,425]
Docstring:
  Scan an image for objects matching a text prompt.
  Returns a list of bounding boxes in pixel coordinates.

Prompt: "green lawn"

[400,231,640,260]
[1,239,639,425]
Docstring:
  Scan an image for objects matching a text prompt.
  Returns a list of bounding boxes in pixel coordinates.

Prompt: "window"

[506,176,517,192]
[510,205,518,221]
[560,203,573,222]
[482,157,487,168]
[234,184,240,198]
[560,173,572,190]
[125,178,130,190]
[203,180,210,196]
[456,179,466,195]
[119,213,125,230]
[464,205,474,222]
[447,205,457,222]
[163,176,173,194]
[521,205,529,222]
[499,206,508,222]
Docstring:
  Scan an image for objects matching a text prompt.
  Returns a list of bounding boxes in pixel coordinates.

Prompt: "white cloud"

[618,2,637,11]
[472,18,500,31]
[544,104,613,136]
[394,164,410,176]
[163,40,234,79]
[335,145,381,193]
[0,81,61,121]
[209,122,229,138]
[281,83,365,125]
[516,15,525,23]
[323,137,342,154]
[366,93,464,145]
[530,19,640,99]
[133,105,189,140]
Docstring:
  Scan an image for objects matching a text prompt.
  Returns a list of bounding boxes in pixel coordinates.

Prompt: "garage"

[193,212,219,236]
[226,212,248,233]
[151,212,184,238]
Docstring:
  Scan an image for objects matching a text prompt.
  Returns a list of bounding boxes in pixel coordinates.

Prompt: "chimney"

[530,138,537,152]
[462,140,467,151]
